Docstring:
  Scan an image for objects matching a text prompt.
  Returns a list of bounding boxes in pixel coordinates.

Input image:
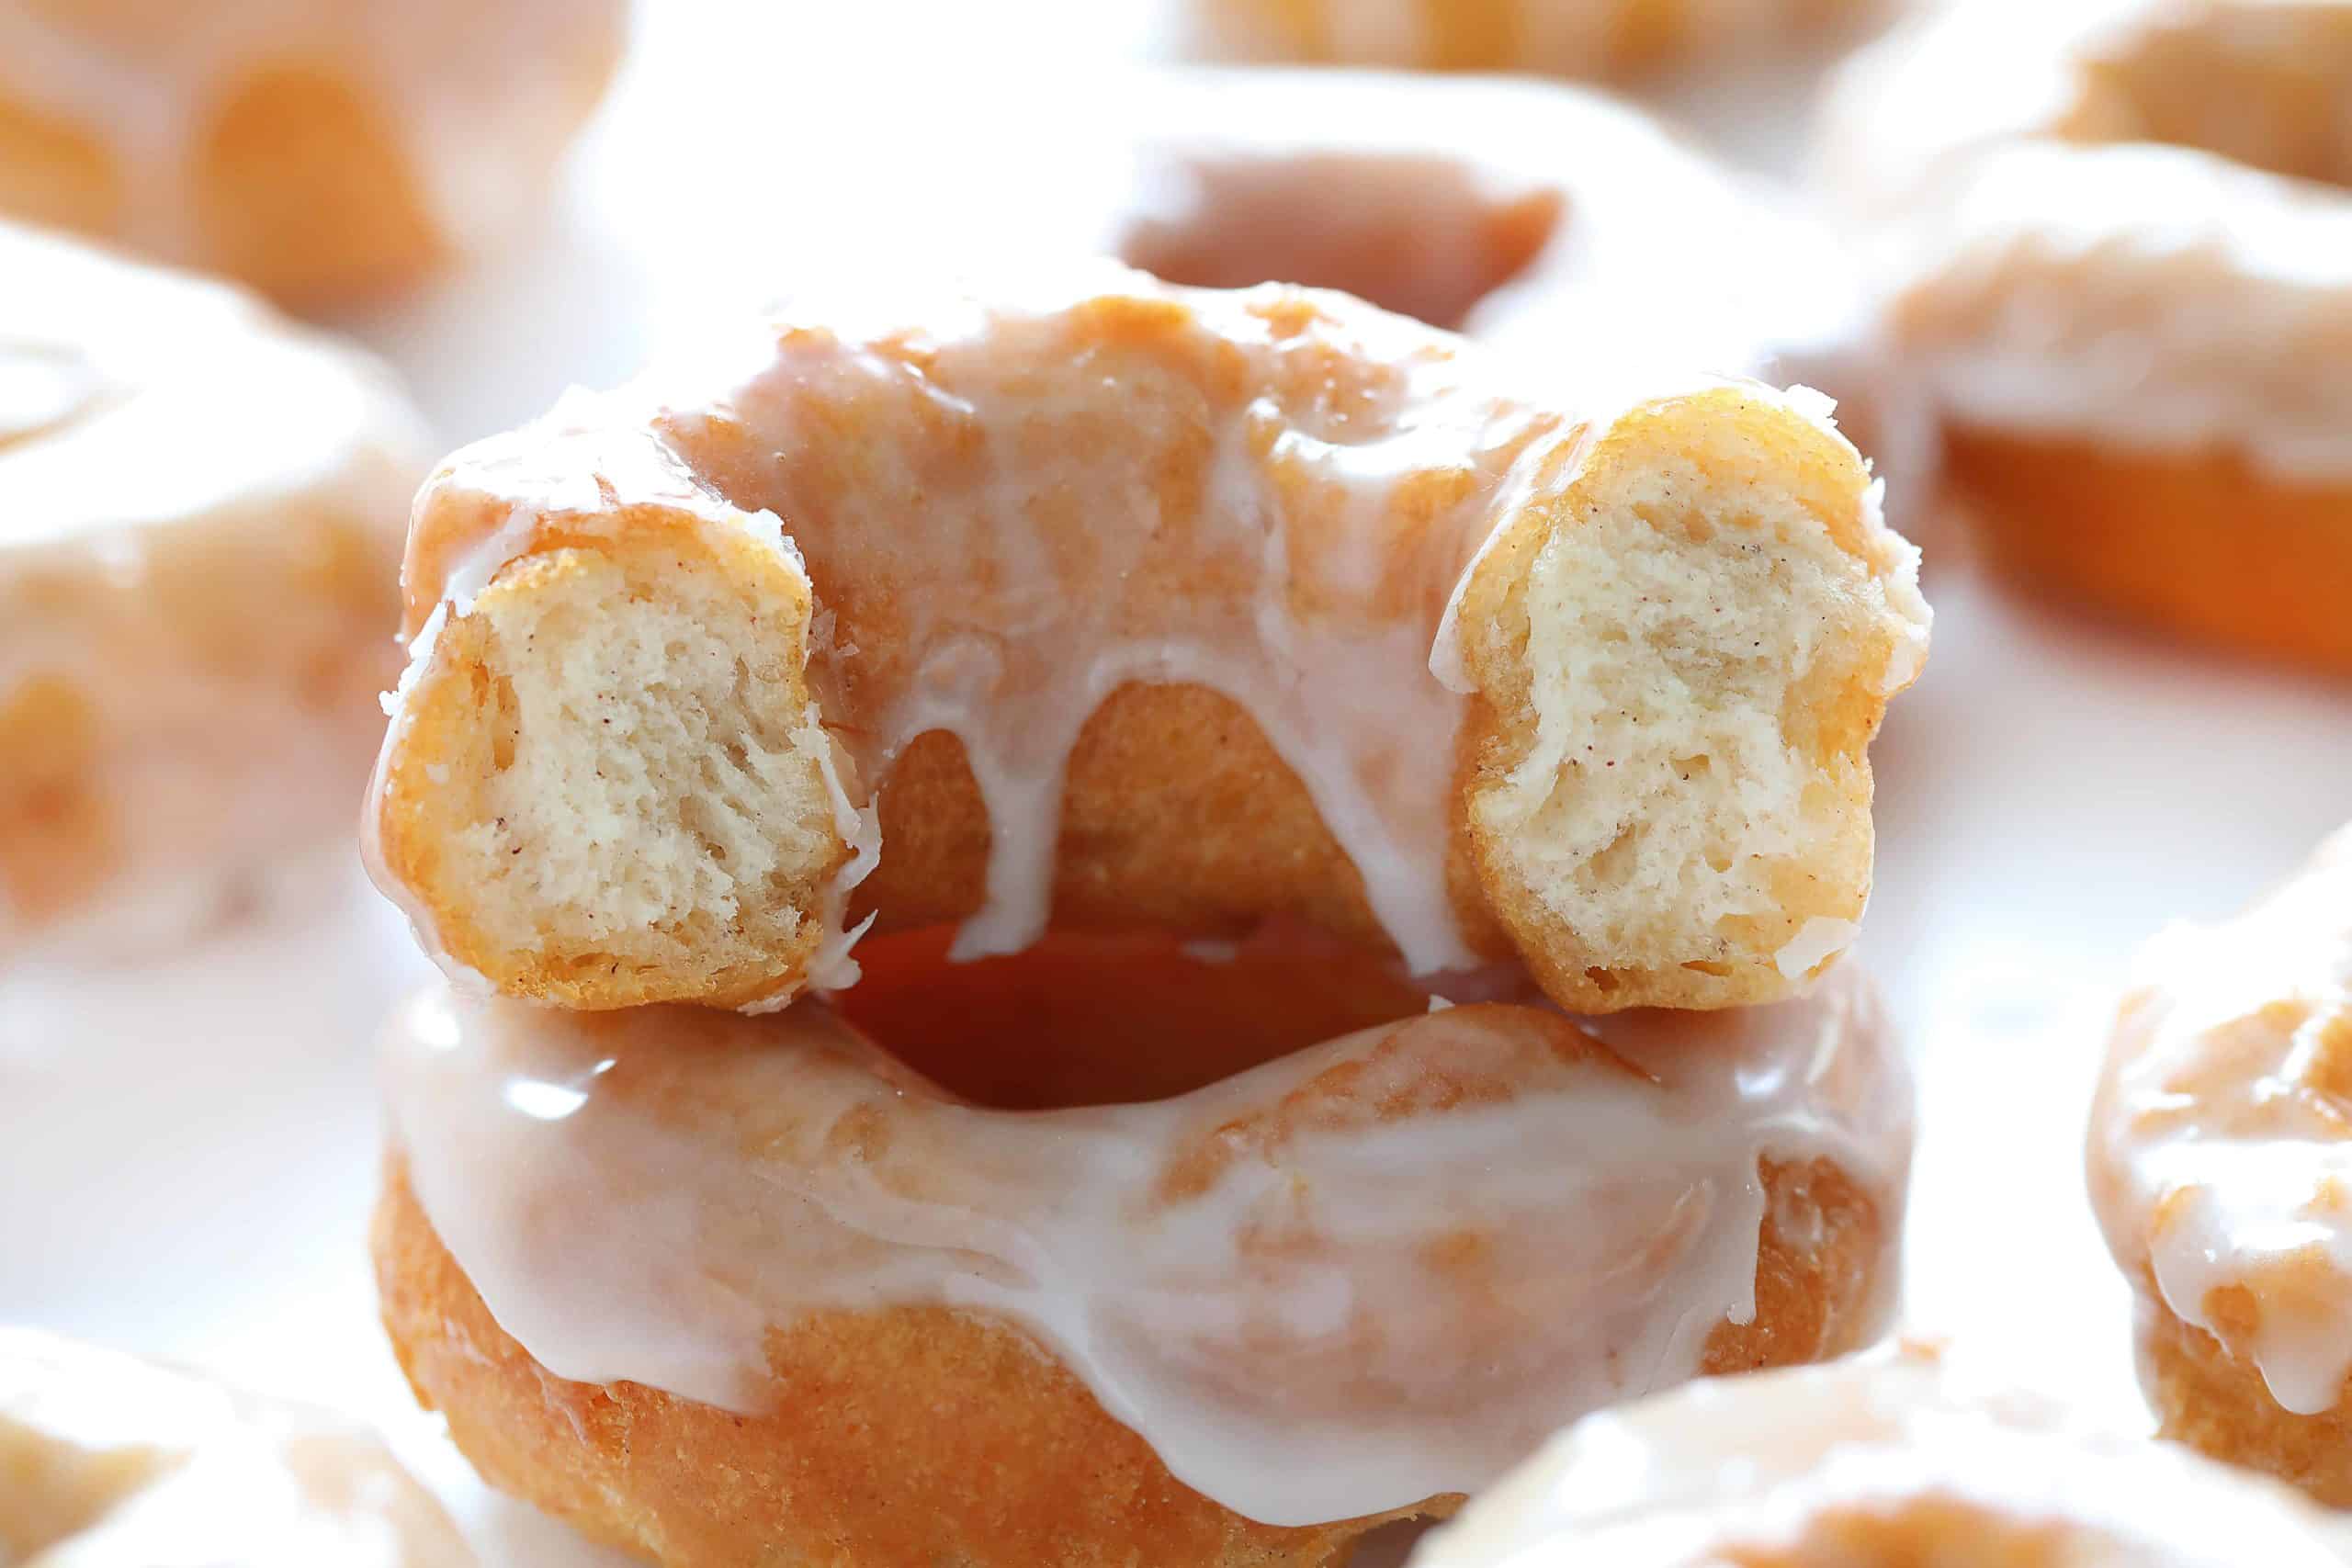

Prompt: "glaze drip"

[2093,826,2352,1415]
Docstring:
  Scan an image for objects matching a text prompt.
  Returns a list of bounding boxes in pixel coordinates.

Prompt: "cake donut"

[0,0,625,304]
[2090,823,2352,1502]
[1821,0,2352,674]
[1113,73,1859,394]
[0,1326,473,1566]
[1409,1341,2352,1566]
[374,927,1912,1567]
[1,220,427,953]
[1179,0,1881,80]
[366,270,1928,1014]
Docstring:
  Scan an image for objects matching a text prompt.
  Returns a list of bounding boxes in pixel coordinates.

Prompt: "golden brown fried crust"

[194,67,447,307]
[1945,427,2352,677]
[2136,1292,2352,1507]
[375,1148,1885,1568]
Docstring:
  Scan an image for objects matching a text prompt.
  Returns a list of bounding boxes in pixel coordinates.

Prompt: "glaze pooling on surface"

[370,265,1917,990]
[1409,1344,2352,1567]
[384,961,1910,1528]
[0,0,621,278]
[1821,0,2352,477]
[0,1327,473,1567]
[2092,826,2352,1416]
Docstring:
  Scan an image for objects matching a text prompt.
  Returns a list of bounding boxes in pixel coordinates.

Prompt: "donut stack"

[364,268,1929,1565]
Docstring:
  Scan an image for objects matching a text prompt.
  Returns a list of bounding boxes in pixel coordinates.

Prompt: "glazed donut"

[1,220,426,953]
[373,927,1911,1566]
[2090,823,2352,1503]
[1111,73,1857,389]
[1821,0,2352,674]
[1178,0,1880,80]
[0,0,624,304]
[0,1326,472,1565]
[1409,1341,2352,1566]
[366,269,1928,1014]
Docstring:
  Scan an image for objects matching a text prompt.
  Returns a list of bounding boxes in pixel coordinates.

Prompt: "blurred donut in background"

[0,0,626,306]
[0,1325,474,1565]
[1408,1341,2352,1566]
[1823,0,2352,674]
[1179,0,1885,81]
[2090,824,2352,1505]
[1115,73,1849,381]
[0,220,426,956]
[1109,71,1916,477]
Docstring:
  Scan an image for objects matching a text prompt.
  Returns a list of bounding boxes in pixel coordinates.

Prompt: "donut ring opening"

[2057,7,2352,188]
[1120,149,1569,330]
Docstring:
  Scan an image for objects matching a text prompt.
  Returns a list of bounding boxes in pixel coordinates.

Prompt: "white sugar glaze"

[368,265,1914,989]
[1410,1343,2352,1567]
[2091,825,2352,1416]
[383,960,1911,1529]
[0,0,622,276]
[1821,0,2352,477]
[0,1327,472,1567]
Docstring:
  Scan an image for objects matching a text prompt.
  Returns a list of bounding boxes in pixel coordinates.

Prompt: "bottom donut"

[375,929,1910,1565]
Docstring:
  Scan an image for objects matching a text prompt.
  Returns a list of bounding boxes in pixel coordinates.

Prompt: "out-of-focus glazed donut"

[0,0,624,305]
[2090,824,2352,1503]
[366,268,1928,1015]
[1179,0,1881,80]
[0,1326,473,1566]
[1113,73,1860,390]
[0,220,426,953]
[374,928,1911,1566]
[1409,1341,2352,1566]
[1822,0,2352,674]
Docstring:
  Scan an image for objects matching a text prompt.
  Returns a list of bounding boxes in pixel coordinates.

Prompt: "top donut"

[368,270,1928,1014]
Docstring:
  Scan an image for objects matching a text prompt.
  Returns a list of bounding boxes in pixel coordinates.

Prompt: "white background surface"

[6,2,2352,1560]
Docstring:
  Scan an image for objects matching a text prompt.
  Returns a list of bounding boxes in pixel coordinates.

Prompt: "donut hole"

[832,924,1444,1108]
[1119,150,1566,330]
[2064,13,2352,188]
